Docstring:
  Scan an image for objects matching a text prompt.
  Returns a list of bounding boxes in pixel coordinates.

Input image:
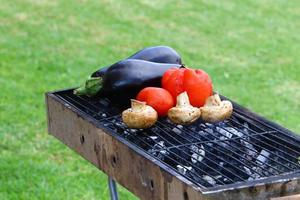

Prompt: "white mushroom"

[200,94,233,123]
[167,92,200,125]
[122,99,157,129]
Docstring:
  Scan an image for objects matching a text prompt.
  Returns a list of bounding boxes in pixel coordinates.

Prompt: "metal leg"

[108,177,119,200]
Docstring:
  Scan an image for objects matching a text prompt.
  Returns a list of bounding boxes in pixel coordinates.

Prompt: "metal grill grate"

[55,90,300,189]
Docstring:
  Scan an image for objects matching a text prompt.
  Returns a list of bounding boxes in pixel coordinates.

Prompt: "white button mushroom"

[167,92,201,125]
[200,94,233,123]
[122,99,158,129]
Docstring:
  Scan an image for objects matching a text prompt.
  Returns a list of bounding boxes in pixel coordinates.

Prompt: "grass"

[0,0,299,199]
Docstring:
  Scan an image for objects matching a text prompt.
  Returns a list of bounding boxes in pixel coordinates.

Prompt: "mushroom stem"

[176,92,190,106]
[131,99,146,111]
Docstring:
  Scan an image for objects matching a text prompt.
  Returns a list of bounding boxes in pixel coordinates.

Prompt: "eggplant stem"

[74,76,103,96]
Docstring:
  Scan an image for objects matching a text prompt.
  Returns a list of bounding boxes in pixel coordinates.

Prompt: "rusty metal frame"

[46,89,300,200]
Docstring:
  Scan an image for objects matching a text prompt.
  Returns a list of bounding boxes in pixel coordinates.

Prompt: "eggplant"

[75,59,181,105]
[91,46,182,78]
[75,46,182,97]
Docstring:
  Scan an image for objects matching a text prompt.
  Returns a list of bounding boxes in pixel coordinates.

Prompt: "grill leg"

[108,177,119,200]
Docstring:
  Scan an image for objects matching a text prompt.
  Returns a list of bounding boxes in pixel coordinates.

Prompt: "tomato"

[162,67,213,107]
[161,68,185,101]
[136,87,175,116]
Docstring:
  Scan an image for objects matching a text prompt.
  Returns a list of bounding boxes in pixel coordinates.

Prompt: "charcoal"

[168,146,191,162]
[190,145,205,163]
[148,141,169,160]
[219,162,224,167]
[203,175,217,186]
[144,135,159,145]
[218,139,230,149]
[172,127,182,135]
[213,175,224,183]
[149,136,158,140]
[248,167,261,180]
[177,165,192,175]
[256,150,270,165]
[204,128,214,134]
[177,125,184,129]
[122,130,130,137]
[242,140,257,158]
[206,142,213,147]
[243,166,252,176]
[189,130,208,142]
[115,122,125,129]
[223,178,229,182]
[217,127,233,139]
[242,122,250,135]
[129,128,138,133]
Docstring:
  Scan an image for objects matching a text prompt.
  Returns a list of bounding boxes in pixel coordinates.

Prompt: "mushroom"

[168,92,200,124]
[122,99,158,129]
[200,94,233,123]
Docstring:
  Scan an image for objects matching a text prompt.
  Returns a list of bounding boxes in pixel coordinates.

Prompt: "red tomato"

[136,87,174,116]
[161,68,185,102]
[162,68,213,107]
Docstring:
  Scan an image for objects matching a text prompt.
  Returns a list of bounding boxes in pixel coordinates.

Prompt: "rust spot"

[183,191,189,200]
[111,155,117,167]
[265,183,272,191]
[94,143,100,154]
[280,182,287,196]
[80,134,85,144]
[150,179,154,190]
[248,186,258,195]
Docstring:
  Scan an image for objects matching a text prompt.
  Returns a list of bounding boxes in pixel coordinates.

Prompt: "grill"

[46,88,300,200]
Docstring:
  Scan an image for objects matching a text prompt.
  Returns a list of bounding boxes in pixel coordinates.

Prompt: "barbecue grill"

[46,88,300,200]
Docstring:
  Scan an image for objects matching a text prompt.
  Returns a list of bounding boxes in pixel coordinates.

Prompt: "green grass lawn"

[1,0,299,199]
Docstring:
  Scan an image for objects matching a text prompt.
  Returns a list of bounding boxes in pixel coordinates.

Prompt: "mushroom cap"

[200,94,233,123]
[167,92,201,125]
[168,106,200,124]
[122,99,158,129]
